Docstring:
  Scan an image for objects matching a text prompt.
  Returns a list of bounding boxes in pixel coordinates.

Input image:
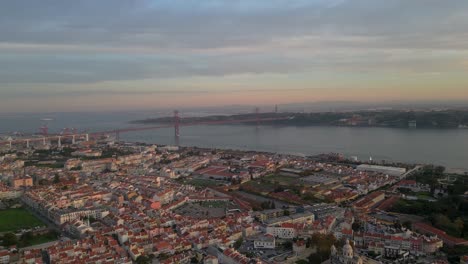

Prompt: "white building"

[357,164,406,177]
[254,235,275,249]
[0,250,10,264]
[266,224,297,239]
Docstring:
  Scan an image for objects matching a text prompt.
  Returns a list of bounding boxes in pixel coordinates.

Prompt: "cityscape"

[1,1,468,264]
[1,128,468,264]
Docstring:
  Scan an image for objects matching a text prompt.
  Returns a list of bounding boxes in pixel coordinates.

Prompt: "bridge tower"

[174,110,180,137]
[255,107,260,127]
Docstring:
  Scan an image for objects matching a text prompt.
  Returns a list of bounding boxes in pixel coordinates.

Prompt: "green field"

[18,231,59,248]
[0,208,44,232]
[241,174,300,193]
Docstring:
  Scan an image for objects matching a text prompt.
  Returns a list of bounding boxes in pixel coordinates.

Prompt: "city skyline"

[1,0,468,112]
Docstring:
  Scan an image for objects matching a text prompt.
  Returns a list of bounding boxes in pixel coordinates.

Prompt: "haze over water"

[1,112,467,170]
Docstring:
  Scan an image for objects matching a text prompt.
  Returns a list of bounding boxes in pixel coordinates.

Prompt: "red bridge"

[0,109,291,148]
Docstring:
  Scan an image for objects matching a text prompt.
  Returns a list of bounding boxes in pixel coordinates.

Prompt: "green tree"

[53,174,60,184]
[234,237,243,250]
[434,166,446,176]
[21,231,33,241]
[455,218,464,234]
[136,255,150,264]
[2,233,18,247]
[402,220,412,229]
[352,222,361,232]
[246,252,255,258]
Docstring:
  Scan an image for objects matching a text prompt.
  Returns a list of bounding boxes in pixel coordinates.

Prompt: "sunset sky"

[1,0,468,112]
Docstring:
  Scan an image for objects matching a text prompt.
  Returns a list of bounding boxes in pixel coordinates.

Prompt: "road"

[401,165,423,179]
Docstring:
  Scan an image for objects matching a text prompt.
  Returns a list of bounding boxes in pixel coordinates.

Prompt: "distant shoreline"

[131,109,468,129]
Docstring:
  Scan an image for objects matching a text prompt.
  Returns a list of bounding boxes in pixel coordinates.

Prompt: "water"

[1,111,467,169]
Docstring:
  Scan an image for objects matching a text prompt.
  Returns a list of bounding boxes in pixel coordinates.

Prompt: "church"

[329,239,364,264]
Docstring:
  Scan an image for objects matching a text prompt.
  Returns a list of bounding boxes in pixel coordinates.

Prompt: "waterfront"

[1,112,467,169]
[123,124,468,170]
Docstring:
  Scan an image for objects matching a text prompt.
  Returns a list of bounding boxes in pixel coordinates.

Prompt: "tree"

[393,220,402,229]
[21,232,33,241]
[310,233,337,254]
[434,166,446,176]
[158,253,170,261]
[234,238,243,249]
[2,233,18,247]
[455,218,464,233]
[402,220,412,229]
[352,222,361,232]
[274,186,284,193]
[306,237,312,248]
[38,178,49,185]
[136,255,150,264]
[246,252,255,258]
[53,174,60,184]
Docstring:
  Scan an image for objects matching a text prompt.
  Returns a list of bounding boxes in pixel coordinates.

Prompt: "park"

[0,208,44,233]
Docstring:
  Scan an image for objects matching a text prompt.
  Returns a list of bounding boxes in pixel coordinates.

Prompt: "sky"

[1,0,468,112]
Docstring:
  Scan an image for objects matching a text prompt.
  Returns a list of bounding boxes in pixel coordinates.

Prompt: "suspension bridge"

[0,109,291,148]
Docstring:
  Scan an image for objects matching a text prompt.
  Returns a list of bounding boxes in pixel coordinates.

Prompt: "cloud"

[1,0,467,51]
[0,0,468,111]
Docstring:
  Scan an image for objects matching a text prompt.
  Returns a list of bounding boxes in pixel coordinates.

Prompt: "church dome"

[330,244,337,256]
[356,256,363,264]
[343,239,354,258]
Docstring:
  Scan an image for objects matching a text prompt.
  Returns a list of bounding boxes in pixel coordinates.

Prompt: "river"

[1,111,467,169]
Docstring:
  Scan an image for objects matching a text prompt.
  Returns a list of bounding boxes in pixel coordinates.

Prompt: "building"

[204,255,218,264]
[196,166,237,180]
[293,240,306,255]
[0,250,10,264]
[264,212,315,226]
[395,180,430,192]
[71,149,102,158]
[255,208,288,222]
[0,182,22,200]
[219,248,252,264]
[357,165,406,177]
[279,168,304,177]
[413,222,468,247]
[353,191,386,212]
[51,209,108,225]
[266,223,297,239]
[254,235,275,249]
[330,240,363,264]
[11,176,33,189]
